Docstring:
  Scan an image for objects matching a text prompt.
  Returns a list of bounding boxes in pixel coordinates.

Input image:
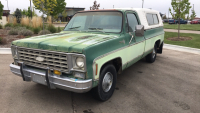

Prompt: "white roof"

[114,8,163,30]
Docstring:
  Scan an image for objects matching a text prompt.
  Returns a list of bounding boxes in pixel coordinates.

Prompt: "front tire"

[92,64,117,101]
[146,44,157,63]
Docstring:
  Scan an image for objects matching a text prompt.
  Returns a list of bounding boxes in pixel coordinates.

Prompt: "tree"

[163,15,167,19]
[49,0,66,23]
[33,0,58,15]
[27,7,32,17]
[62,10,67,22]
[33,0,66,23]
[169,0,191,38]
[0,1,4,20]
[14,8,22,23]
[190,9,196,20]
[22,9,28,16]
[32,8,38,16]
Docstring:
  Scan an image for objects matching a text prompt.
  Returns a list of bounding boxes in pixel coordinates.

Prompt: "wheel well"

[155,40,161,48]
[100,57,122,75]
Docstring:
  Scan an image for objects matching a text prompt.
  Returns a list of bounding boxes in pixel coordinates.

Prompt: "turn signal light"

[54,70,61,75]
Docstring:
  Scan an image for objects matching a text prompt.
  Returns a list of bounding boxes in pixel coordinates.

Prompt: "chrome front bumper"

[10,63,92,93]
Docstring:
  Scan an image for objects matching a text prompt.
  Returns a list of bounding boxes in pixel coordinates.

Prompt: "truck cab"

[10,8,164,101]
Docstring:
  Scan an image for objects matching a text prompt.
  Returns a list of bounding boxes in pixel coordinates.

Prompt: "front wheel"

[146,44,157,63]
[92,64,117,101]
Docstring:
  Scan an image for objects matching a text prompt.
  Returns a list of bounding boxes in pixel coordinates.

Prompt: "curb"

[163,44,200,55]
[0,48,11,54]
[0,44,200,55]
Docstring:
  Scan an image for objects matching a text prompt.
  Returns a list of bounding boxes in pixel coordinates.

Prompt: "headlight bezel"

[11,45,18,59]
[71,54,86,72]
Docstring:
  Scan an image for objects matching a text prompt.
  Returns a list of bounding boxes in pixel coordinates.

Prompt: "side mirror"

[135,25,144,36]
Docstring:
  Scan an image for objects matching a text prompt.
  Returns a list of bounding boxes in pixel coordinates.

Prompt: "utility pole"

[5,0,9,10]
[113,5,114,8]
[193,4,194,11]
[142,0,144,8]
[168,8,169,19]
[30,0,32,19]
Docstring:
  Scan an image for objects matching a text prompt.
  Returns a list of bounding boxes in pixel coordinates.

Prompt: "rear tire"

[146,44,157,63]
[92,64,117,101]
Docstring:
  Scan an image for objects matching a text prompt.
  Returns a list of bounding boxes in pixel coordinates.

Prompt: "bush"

[4,23,12,27]
[8,27,26,35]
[57,26,61,32]
[39,30,51,35]
[18,29,33,36]
[47,24,56,33]
[0,37,7,45]
[4,27,12,30]
[0,24,3,29]
[33,27,41,34]
[8,29,19,35]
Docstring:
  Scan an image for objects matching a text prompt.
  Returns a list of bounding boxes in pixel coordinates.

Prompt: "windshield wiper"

[69,26,81,29]
[88,28,104,33]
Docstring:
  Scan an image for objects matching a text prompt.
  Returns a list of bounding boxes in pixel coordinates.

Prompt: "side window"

[153,14,159,24]
[146,14,154,25]
[147,13,159,25]
[127,13,139,32]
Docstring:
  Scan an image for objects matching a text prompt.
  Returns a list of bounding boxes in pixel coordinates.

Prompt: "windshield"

[64,12,123,33]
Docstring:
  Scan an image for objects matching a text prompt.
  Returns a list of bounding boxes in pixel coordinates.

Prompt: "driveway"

[164,29,200,34]
[0,49,200,113]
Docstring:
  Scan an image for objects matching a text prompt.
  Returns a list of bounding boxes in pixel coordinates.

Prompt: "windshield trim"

[64,11,124,34]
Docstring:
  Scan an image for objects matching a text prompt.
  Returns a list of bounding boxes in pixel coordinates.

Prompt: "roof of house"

[66,7,85,10]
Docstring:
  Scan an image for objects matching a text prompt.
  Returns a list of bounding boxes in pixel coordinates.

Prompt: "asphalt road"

[0,49,200,113]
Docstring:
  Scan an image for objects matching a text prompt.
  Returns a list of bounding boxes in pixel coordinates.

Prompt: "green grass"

[164,24,200,31]
[164,32,200,49]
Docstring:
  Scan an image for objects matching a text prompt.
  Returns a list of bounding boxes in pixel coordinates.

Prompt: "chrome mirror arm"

[129,32,136,45]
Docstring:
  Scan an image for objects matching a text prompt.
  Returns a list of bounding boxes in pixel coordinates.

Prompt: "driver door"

[125,12,145,68]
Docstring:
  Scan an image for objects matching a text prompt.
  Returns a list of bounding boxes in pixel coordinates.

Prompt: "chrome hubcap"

[152,47,156,58]
[102,72,113,92]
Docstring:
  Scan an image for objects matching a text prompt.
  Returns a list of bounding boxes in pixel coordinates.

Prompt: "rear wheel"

[146,44,157,63]
[92,64,117,101]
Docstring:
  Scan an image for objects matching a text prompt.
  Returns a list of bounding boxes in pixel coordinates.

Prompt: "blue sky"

[1,0,200,18]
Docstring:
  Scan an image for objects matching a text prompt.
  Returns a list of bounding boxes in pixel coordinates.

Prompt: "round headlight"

[76,57,84,68]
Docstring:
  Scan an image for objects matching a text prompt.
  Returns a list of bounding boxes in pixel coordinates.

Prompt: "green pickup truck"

[10,8,164,101]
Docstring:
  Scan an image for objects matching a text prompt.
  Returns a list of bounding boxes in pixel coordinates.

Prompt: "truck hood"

[12,31,119,53]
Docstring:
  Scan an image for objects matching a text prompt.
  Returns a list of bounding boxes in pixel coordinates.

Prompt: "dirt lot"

[1,49,200,113]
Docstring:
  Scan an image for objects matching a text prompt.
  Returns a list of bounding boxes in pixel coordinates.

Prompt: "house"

[194,17,200,20]
[0,10,10,26]
[58,7,85,22]
[3,10,10,17]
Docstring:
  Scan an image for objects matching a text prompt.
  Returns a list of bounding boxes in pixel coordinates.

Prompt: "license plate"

[31,73,47,85]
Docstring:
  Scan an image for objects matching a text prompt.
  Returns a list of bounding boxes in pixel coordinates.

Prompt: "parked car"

[10,8,164,101]
[190,19,200,24]
[163,19,169,23]
[169,18,187,24]
[186,20,191,24]
[168,19,178,24]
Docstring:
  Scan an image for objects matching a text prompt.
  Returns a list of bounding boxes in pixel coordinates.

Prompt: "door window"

[126,13,139,32]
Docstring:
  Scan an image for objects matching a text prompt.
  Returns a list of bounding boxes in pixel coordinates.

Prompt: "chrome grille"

[18,48,68,73]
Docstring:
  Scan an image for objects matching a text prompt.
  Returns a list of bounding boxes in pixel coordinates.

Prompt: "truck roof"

[78,8,163,30]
